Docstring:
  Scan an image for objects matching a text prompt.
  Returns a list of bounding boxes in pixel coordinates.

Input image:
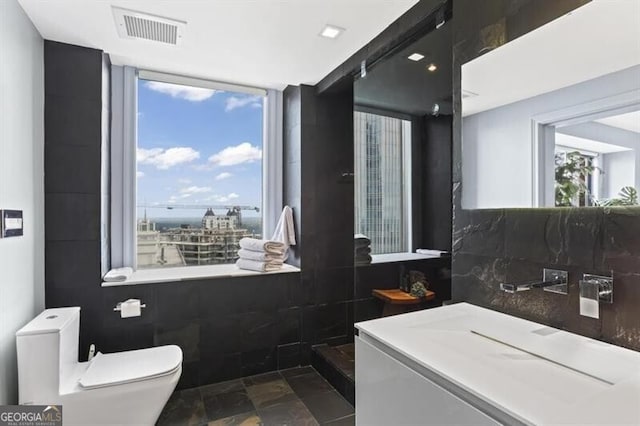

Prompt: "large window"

[354,111,411,254]
[108,67,282,274]
[135,76,265,269]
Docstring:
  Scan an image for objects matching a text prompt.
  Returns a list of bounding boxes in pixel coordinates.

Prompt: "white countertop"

[356,303,640,425]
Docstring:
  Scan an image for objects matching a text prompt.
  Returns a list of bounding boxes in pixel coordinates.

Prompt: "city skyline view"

[136,79,264,219]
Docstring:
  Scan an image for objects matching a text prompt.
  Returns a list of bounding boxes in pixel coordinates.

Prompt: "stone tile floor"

[157,366,354,426]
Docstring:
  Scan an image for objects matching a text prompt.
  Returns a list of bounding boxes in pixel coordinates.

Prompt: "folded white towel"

[239,238,286,255]
[272,205,296,247]
[238,248,283,262]
[354,233,371,249]
[103,267,133,282]
[236,258,283,272]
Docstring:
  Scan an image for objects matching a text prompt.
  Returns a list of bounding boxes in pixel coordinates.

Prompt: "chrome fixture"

[500,268,568,295]
[579,274,613,319]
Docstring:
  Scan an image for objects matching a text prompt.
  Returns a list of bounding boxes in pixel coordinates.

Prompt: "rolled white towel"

[416,249,449,257]
[239,238,286,255]
[238,248,284,262]
[236,258,283,273]
[103,267,133,282]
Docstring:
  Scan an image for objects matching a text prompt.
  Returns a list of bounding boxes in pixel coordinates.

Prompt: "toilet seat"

[79,345,182,389]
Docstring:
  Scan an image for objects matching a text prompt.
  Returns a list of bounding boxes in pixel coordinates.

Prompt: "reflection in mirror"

[461,0,640,209]
[554,108,640,207]
[353,20,452,257]
[350,15,453,328]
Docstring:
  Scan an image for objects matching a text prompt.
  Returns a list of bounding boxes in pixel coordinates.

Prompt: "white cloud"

[208,142,262,167]
[168,193,192,204]
[178,178,192,184]
[219,193,239,202]
[215,172,233,181]
[180,186,212,194]
[204,193,240,203]
[138,147,200,170]
[145,81,216,102]
[136,171,145,178]
[225,95,263,112]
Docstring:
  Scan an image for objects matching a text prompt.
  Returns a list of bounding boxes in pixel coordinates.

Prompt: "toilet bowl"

[16,307,182,425]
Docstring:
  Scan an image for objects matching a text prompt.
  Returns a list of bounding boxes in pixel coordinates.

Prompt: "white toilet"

[16,307,182,425]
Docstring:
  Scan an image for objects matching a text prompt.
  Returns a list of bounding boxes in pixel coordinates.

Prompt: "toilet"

[16,307,182,425]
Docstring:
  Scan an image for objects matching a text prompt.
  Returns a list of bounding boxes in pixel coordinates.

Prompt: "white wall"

[603,151,636,199]
[0,0,44,405]
[462,65,640,209]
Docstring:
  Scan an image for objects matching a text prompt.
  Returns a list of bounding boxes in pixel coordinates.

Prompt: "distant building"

[136,212,186,268]
[202,207,239,230]
[137,208,260,268]
[354,111,409,254]
[164,208,259,266]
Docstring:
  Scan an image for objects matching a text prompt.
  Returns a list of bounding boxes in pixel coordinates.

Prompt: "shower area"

[309,4,454,405]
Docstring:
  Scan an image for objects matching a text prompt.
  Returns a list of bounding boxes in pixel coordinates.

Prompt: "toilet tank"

[16,307,81,404]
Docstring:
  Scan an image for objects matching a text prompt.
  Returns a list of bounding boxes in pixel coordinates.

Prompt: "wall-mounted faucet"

[500,269,568,295]
[579,274,613,319]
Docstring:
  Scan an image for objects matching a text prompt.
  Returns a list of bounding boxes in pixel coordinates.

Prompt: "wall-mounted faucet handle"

[579,274,613,319]
[542,268,568,295]
[500,268,568,295]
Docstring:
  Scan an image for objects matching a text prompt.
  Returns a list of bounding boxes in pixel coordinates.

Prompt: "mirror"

[351,17,453,325]
[461,0,640,209]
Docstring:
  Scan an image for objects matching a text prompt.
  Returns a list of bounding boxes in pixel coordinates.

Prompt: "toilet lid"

[79,345,182,389]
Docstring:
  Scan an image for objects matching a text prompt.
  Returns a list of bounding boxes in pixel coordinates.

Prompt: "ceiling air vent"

[113,7,185,45]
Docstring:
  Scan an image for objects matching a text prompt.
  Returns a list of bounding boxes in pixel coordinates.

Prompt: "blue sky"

[136,79,263,219]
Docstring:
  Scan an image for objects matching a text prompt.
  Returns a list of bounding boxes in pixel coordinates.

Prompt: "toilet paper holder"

[113,299,147,312]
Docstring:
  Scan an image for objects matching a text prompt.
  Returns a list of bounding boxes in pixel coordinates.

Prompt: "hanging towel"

[238,248,283,262]
[236,258,283,273]
[239,238,286,255]
[272,206,296,248]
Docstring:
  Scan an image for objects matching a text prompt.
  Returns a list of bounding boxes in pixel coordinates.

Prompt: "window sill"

[101,263,301,287]
[369,252,448,264]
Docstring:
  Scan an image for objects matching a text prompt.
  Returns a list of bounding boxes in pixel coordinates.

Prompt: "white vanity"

[355,303,640,425]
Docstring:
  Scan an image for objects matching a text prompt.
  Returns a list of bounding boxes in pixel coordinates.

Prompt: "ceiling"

[555,133,631,155]
[18,0,419,90]
[462,0,640,116]
[354,19,452,117]
[596,111,640,134]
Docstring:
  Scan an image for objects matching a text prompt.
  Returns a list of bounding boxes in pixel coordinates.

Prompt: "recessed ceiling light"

[320,24,345,39]
[408,53,425,62]
[427,63,438,72]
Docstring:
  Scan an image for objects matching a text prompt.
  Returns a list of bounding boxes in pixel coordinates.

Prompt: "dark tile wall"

[44,42,360,391]
[451,0,640,352]
[283,84,357,360]
[420,115,453,251]
[44,40,105,360]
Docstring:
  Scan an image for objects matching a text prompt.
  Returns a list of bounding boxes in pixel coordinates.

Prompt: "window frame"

[109,67,282,272]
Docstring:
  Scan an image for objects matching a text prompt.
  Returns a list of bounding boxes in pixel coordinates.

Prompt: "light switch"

[1,210,24,238]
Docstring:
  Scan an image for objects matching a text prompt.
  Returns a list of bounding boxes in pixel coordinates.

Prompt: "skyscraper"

[354,111,410,254]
